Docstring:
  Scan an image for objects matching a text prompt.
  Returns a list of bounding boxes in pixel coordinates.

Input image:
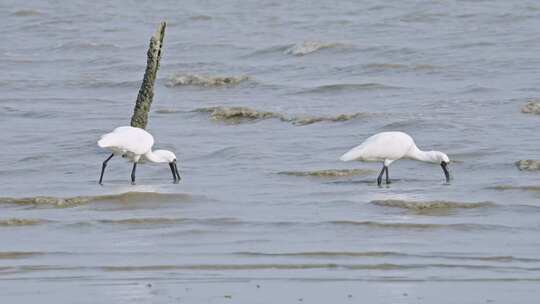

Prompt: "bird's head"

[152,150,181,184]
[433,151,451,183]
[434,151,450,164]
[152,150,177,163]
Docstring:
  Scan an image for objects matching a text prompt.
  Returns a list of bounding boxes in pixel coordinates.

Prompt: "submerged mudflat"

[1,0,540,303]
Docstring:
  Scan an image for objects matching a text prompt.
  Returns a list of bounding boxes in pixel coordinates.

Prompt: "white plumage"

[97,126,180,185]
[98,126,154,162]
[340,131,450,185]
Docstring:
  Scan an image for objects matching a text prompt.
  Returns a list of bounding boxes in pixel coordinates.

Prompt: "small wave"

[371,199,495,214]
[101,263,405,271]
[382,119,455,130]
[459,85,495,94]
[328,220,506,231]
[165,74,249,87]
[289,113,368,126]
[521,100,540,114]
[57,41,119,50]
[7,263,539,275]
[12,9,41,17]
[365,63,437,72]
[97,218,185,225]
[1,106,56,119]
[195,106,283,124]
[195,106,367,125]
[298,83,400,95]
[235,251,400,258]
[96,217,238,226]
[0,252,44,259]
[235,251,540,263]
[0,218,47,226]
[491,185,540,192]
[366,63,407,70]
[189,15,212,21]
[65,79,140,89]
[460,255,540,263]
[244,45,289,57]
[284,41,346,56]
[155,109,185,114]
[400,12,447,23]
[278,169,374,178]
[101,263,535,272]
[330,220,443,229]
[18,155,49,162]
[515,160,540,171]
[454,41,496,49]
[0,192,191,208]
[0,196,91,207]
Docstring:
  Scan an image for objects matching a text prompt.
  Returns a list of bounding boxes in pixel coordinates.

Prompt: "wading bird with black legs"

[97,126,181,185]
[340,131,450,186]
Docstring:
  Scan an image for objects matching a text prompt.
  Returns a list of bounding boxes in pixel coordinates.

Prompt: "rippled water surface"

[2,0,540,303]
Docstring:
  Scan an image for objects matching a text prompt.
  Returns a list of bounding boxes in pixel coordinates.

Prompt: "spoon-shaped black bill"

[441,162,450,183]
[169,160,181,183]
[173,161,181,181]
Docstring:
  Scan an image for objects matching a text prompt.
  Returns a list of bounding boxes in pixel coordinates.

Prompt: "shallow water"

[1,0,540,303]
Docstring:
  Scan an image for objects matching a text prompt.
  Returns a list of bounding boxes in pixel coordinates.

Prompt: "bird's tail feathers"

[97,133,116,148]
[340,149,359,162]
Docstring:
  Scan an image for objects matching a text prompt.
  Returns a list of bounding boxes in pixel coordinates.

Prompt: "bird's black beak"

[441,161,450,183]
[169,160,181,184]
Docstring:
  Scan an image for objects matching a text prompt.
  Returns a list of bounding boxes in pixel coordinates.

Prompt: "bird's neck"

[407,145,438,163]
[143,150,163,163]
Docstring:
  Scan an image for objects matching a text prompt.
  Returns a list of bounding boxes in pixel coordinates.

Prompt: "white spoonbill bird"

[97,126,181,185]
[340,131,450,186]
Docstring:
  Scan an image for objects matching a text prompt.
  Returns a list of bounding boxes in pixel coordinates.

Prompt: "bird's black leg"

[377,165,386,186]
[131,162,137,185]
[385,166,391,184]
[99,153,114,185]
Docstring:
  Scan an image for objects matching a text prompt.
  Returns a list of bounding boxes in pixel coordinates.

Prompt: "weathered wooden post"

[130,21,166,129]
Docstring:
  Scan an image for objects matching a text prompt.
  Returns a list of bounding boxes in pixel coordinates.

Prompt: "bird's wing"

[98,126,154,155]
[340,132,413,162]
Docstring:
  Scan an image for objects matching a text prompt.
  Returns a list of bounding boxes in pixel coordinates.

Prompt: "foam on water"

[521,100,540,114]
[195,106,282,124]
[515,160,540,171]
[194,106,369,125]
[371,199,495,211]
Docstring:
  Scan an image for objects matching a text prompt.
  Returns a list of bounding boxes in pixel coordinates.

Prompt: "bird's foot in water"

[131,181,136,185]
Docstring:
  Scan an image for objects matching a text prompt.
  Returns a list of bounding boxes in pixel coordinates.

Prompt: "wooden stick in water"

[130,21,166,129]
